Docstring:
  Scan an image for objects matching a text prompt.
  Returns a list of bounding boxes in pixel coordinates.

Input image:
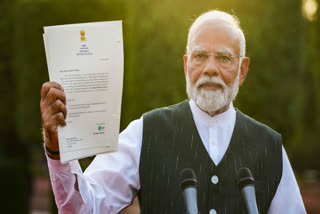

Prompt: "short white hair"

[186,10,246,57]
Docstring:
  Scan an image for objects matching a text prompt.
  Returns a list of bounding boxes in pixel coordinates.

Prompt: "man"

[40,10,306,213]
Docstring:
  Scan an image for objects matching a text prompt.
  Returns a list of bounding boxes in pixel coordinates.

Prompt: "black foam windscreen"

[180,168,197,190]
[237,167,255,189]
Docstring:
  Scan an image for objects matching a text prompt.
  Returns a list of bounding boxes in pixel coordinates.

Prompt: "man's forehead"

[190,19,240,40]
[188,20,241,54]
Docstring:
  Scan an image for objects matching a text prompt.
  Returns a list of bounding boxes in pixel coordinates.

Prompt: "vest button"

[211,175,219,184]
[209,208,217,214]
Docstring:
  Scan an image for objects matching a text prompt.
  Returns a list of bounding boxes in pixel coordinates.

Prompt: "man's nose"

[203,55,219,76]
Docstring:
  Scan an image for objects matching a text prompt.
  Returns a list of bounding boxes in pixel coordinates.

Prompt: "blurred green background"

[0,0,319,213]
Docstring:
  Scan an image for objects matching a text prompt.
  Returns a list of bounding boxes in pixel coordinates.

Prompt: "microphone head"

[237,167,255,190]
[180,168,197,191]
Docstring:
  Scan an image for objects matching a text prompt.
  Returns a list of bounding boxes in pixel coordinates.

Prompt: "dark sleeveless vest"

[138,100,282,214]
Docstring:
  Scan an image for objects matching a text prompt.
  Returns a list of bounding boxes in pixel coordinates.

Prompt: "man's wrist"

[44,143,60,160]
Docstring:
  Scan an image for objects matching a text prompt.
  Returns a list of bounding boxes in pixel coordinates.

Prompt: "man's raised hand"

[40,82,67,159]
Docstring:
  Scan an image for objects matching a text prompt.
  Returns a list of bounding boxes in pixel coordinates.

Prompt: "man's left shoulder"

[236,109,282,142]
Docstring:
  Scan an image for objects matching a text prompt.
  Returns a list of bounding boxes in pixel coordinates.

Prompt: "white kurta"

[46,100,306,213]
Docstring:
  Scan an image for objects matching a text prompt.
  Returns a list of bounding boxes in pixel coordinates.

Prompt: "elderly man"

[40,10,306,214]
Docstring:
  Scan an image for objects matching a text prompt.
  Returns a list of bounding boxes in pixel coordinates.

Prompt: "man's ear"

[184,55,188,77]
[239,57,250,87]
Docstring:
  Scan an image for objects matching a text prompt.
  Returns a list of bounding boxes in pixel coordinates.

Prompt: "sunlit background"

[0,0,319,213]
[303,0,319,21]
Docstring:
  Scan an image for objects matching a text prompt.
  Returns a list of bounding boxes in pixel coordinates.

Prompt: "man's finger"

[41,82,64,101]
[55,112,66,127]
[43,112,66,134]
[50,99,67,119]
[44,87,66,106]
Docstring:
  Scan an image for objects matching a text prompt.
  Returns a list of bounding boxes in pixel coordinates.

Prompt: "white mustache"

[195,77,227,89]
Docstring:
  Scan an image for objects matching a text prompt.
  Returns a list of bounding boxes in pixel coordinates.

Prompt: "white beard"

[186,71,240,115]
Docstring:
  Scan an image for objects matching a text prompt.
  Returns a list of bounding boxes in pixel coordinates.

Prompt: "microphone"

[180,168,199,214]
[237,167,259,214]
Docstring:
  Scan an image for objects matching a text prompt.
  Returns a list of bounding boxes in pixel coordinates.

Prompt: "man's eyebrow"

[190,46,234,54]
[191,46,207,52]
[215,48,233,54]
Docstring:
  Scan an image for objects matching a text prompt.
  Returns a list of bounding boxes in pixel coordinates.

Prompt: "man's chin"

[198,88,224,98]
[195,94,227,113]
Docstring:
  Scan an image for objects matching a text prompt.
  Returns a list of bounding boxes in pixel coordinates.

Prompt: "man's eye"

[216,55,231,61]
[194,54,207,59]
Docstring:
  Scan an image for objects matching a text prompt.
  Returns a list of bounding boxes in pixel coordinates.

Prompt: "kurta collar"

[189,99,236,128]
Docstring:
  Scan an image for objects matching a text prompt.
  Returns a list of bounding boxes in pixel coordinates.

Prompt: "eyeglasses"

[186,51,243,69]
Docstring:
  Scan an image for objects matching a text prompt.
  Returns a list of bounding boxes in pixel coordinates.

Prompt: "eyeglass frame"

[185,50,244,69]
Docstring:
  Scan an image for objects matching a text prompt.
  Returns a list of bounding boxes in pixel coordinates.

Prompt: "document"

[43,21,123,164]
